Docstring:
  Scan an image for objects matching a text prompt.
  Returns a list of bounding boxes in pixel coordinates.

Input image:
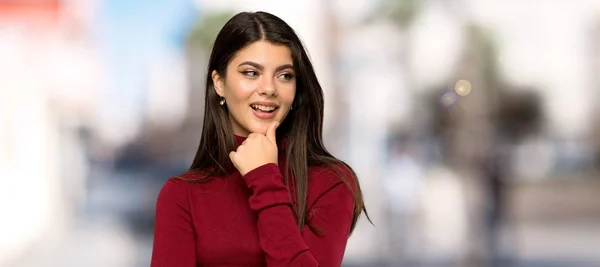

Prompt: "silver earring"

[219,97,225,105]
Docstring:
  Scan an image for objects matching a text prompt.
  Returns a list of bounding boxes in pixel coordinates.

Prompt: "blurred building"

[0,0,82,265]
[592,13,600,167]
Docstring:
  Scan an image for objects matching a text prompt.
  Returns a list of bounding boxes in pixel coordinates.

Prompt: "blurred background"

[2,0,600,266]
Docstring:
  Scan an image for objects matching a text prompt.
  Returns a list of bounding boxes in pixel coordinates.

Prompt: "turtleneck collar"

[234,134,247,147]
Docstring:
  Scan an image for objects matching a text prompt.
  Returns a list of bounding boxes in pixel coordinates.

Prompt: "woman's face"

[213,40,296,137]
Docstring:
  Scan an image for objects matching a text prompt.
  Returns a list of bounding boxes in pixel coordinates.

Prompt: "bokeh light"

[454,79,472,96]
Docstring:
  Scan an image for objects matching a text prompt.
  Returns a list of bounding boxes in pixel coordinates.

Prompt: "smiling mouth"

[250,104,279,113]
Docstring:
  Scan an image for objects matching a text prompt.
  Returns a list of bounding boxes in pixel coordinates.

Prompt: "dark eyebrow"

[238,61,294,73]
[275,64,294,73]
[238,61,263,70]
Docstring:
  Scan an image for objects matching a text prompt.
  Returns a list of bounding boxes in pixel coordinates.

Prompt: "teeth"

[251,104,276,112]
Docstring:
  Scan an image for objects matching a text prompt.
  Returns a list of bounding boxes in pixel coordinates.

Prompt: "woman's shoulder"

[158,171,208,198]
[171,170,210,182]
[160,170,236,200]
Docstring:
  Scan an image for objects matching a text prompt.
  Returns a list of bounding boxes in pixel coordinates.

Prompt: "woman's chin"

[246,123,268,135]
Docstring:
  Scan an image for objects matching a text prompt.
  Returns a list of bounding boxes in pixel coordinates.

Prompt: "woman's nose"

[258,77,278,97]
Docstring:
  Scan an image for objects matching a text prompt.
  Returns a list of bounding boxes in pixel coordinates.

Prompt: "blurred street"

[2,0,600,266]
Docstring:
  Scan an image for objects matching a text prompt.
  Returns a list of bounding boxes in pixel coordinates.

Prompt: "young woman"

[151,11,368,267]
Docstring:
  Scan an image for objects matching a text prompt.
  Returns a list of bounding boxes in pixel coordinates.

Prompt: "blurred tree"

[429,23,544,267]
[187,11,236,50]
[428,23,501,267]
[431,23,505,168]
[366,0,423,28]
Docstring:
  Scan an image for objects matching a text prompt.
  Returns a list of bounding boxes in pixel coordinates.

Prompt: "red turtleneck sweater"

[150,136,356,267]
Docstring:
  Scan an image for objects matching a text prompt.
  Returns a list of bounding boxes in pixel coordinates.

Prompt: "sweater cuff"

[243,163,293,211]
[243,163,281,184]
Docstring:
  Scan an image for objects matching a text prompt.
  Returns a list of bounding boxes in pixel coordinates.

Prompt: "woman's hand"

[229,121,280,176]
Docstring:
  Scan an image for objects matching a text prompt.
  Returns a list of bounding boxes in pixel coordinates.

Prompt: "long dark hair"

[189,11,368,233]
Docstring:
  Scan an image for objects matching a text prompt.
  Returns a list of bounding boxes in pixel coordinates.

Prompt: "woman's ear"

[212,70,224,96]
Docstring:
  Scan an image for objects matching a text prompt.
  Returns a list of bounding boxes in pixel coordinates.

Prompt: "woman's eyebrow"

[238,61,263,70]
[275,64,294,72]
[238,61,294,72]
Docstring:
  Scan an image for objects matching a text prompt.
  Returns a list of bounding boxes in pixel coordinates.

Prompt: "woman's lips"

[251,106,278,120]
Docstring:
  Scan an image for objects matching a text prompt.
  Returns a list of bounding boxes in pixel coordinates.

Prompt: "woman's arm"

[151,179,196,267]
[243,163,355,267]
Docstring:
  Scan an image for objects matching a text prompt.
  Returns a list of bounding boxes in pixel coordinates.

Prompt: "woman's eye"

[242,71,258,77]
[278,73,295,81]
